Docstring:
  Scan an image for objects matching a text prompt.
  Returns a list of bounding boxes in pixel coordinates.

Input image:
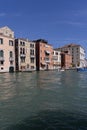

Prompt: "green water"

[0,71,87,130]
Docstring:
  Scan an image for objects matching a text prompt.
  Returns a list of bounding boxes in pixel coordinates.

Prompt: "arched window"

[23,48,25,54]
[0,50,4,57]
[9,51,13,57]
[20,48,22,54]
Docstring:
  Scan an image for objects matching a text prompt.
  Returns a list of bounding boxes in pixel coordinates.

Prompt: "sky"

[0,0,87,50]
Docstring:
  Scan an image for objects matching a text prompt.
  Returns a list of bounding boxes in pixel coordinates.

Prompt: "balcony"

[20,54,26,57]
[45,59,50,63]
[0,57,4,61]
[9,57,14,61]
[53,56,58,60]
[30,55,35,58]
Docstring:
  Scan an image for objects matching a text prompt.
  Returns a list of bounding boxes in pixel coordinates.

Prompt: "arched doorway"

[9,66,14,72]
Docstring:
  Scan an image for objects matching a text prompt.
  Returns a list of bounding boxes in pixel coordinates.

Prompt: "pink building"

[35,39,53,70]
[0,26,15,72]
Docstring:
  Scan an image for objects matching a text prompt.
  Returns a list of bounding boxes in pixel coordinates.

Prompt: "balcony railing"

[9,57,14,61]
[20,54,26,57]
[45,59,50,63]
[0,57,4,61]
[30,55,35,58]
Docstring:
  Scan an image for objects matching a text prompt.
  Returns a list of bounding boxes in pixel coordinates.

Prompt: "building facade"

[0,26,15,72]
[35,39,53,70]
[61,51,72,69]
[28,41,36,70]
[15,38,36,71]
[59,43,86,68]
[53,49,61,69]
[0,26,86,72]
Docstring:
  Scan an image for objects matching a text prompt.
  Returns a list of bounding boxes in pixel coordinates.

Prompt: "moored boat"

[77,67,87,72]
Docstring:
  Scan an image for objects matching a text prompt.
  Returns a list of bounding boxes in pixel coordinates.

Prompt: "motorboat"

[77,67,87,72]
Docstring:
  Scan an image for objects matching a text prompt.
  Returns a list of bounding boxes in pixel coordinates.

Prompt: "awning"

[41,62,46,65]
[45,50,50,54]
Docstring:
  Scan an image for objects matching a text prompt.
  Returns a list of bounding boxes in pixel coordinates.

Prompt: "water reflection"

[0,73,17,100]
[0,72,37,101]
[0,71,87,130]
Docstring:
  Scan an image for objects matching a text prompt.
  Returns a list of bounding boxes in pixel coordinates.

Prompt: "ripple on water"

[0,71,87,130]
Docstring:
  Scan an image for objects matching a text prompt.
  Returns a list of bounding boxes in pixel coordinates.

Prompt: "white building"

[0,26,14,38]
[15,38,36,71]
[53,49,61,69]
[0,26,15,72]
[60,43,86,67]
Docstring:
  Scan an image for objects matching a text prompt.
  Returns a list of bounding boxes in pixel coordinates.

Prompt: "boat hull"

[77,68,87,72]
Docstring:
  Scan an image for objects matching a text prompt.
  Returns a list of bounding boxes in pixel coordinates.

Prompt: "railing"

[0,57,4,61]
[45,59,50,63]
[9,57,14,61]
[30,55,35,58]
[20,54,26,57]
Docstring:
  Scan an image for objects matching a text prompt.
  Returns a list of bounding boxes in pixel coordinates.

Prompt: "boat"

[58,68,65,72]
[77,67,87,72]
[60,69,65,72]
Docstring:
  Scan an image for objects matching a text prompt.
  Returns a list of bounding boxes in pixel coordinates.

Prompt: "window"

[30,58,34,63]
[9,40,13,46]
[9,51,13,58]
[0,50,4,57]
[20,57,25,63]
[10,61,13,65]
[20,48,25,54]
[20,41,22,45]
[30,49,34,55]
[21,66,25,69]
[20,41,25,46]
[55,52,58,55]
[20,48,22,54]
[0,38,3,44]
[30,44,34,48]
[23,48,25,54]
[23,42,25,46]
[0,61,4,65]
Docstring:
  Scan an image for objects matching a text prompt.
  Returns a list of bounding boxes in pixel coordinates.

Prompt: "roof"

[33,39,48,44]
[62,43,80,48]
[0,26,14,32]
[15,38,30,42]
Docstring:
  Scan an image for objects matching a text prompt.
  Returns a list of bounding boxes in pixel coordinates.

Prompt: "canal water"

[0,70,87,130]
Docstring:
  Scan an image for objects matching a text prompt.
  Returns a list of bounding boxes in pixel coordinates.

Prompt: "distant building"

[84,58,87,67]
[35,39,53,70]
[27,41,36,70]
[0,26,15,72]
[53,49,61,69]
[15,38,36,71]
[61,51,72,69]
[57,43,86,68]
